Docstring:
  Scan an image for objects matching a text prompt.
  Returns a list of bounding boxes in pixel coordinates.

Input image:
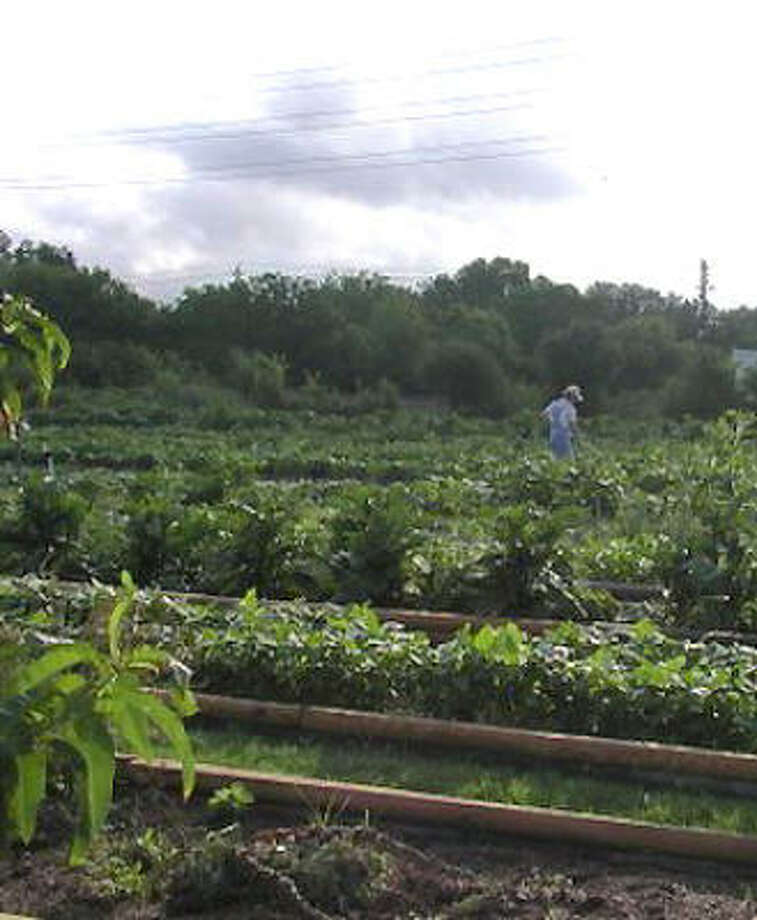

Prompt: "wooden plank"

[120,757,757,864]
[181,692,757,783]
[21,577,757,645]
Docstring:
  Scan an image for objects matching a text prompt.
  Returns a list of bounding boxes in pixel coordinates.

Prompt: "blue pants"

[549,429,574,459]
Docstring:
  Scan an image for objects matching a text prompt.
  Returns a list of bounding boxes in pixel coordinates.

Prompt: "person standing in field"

[541,385,583,460]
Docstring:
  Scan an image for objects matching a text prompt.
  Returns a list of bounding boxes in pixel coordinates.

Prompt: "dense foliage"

[0,574,196,863]
[4,584,757,754]
[3,236,755,417]
[182,599,757,752]
[5,403,757,630]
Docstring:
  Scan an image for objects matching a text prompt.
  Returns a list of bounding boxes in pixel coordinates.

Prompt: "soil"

[2,780,757,919]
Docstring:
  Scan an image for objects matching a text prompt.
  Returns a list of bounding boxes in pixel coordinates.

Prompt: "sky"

[3,1,757,308]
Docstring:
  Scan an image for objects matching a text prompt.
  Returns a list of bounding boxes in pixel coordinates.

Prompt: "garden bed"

[2,777,757,919]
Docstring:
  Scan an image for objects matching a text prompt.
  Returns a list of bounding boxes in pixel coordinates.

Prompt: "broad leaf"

[129,691,195,799]
[11,644,105,696]
[8,750,47,844]
[107,571,136,663]
[107,690,156,761]
[56,713,115,865]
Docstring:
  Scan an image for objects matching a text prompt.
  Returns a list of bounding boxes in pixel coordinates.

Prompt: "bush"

[664,345,737,419]
[227,349,287,407]
[329,486,422,604]
[422,341,510,415]
[470,504,574,613]
[212,498,323,598]
[14,473,88,573]
[68,341,185,389]
[124,496,181,585]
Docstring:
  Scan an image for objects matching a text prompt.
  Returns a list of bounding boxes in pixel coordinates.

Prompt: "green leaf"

[106,686,156,761]
[472,625,496,655]
[128,690,195,799]
[8,750,47,844]
[123,644,172,673]
[51,672,89,696]
[166,685,199,719]
[56,712,115,865]
[1,389,22,424]
[108,571,136,663]
[493,622,528,666]
[11,643,106,696]
[630,618,660,643]
[0,294,69,424]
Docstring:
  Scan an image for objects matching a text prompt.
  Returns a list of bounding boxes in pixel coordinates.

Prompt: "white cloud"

[3,1,757,306]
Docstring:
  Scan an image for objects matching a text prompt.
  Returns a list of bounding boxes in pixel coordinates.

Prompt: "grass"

[179,722,757,836]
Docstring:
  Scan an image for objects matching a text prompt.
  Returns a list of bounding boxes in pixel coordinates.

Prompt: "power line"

[225,51,567,97]
[78,89,542,148]
[149,133,552,178]
[58,42,564,147]
[235,36,564,84]
[104,99,536,146]
[1,124,552,187]
[0,144,563,191]
[86,37,563,137]
[2,100,545,187]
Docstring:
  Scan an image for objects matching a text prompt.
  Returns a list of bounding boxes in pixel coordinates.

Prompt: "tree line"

[2,233,756,417]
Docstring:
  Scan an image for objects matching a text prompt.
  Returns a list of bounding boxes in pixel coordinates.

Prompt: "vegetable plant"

[0,571,196,863]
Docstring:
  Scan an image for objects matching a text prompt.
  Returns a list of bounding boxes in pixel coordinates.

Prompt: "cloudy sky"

[3,1,757,307]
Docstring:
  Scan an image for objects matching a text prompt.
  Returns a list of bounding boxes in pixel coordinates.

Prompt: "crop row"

[0,467,630,620]
[4,410,757,630]
[5,583,757,754]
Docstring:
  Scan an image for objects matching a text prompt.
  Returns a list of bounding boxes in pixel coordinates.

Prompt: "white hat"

[563,385,583,402]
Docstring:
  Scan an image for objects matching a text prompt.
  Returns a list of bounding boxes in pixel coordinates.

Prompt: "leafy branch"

[0,292,70,437]
[0,571,196,864]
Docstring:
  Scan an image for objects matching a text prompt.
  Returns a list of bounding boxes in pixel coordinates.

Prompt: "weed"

[207,781,255,824]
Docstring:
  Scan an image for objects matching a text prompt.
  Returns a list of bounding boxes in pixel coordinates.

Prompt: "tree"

[1,573,196,864]
[585,281,680,321]
[608,314,683,392]
[539,319,616,400]
[0,239,160,351]
[664,344,737,418]
[422,340,510,414]
[503,280,585,357]
[454,257,530,308]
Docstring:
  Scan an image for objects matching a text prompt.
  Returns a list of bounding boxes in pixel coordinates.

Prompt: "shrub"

[124,496,181,585]
[227,349,288,407]
[329,486,422,604]
[471,505,574,613]
[212,498,321,598]
[68,341,168,388]
[0,572,195,863]
[15,474,88,573]
[421,341,510,415]
[664,345,737,419]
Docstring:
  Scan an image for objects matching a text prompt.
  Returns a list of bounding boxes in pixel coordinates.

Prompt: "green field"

[3,394,755,629]
[5,397,757,756]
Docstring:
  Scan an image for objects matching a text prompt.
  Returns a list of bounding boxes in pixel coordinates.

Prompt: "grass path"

[183,724,757,835]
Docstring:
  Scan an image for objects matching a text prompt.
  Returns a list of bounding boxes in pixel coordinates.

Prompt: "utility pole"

[698,259,711,310]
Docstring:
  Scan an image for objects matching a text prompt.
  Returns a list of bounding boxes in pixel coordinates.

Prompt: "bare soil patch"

[2,780,756,919]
